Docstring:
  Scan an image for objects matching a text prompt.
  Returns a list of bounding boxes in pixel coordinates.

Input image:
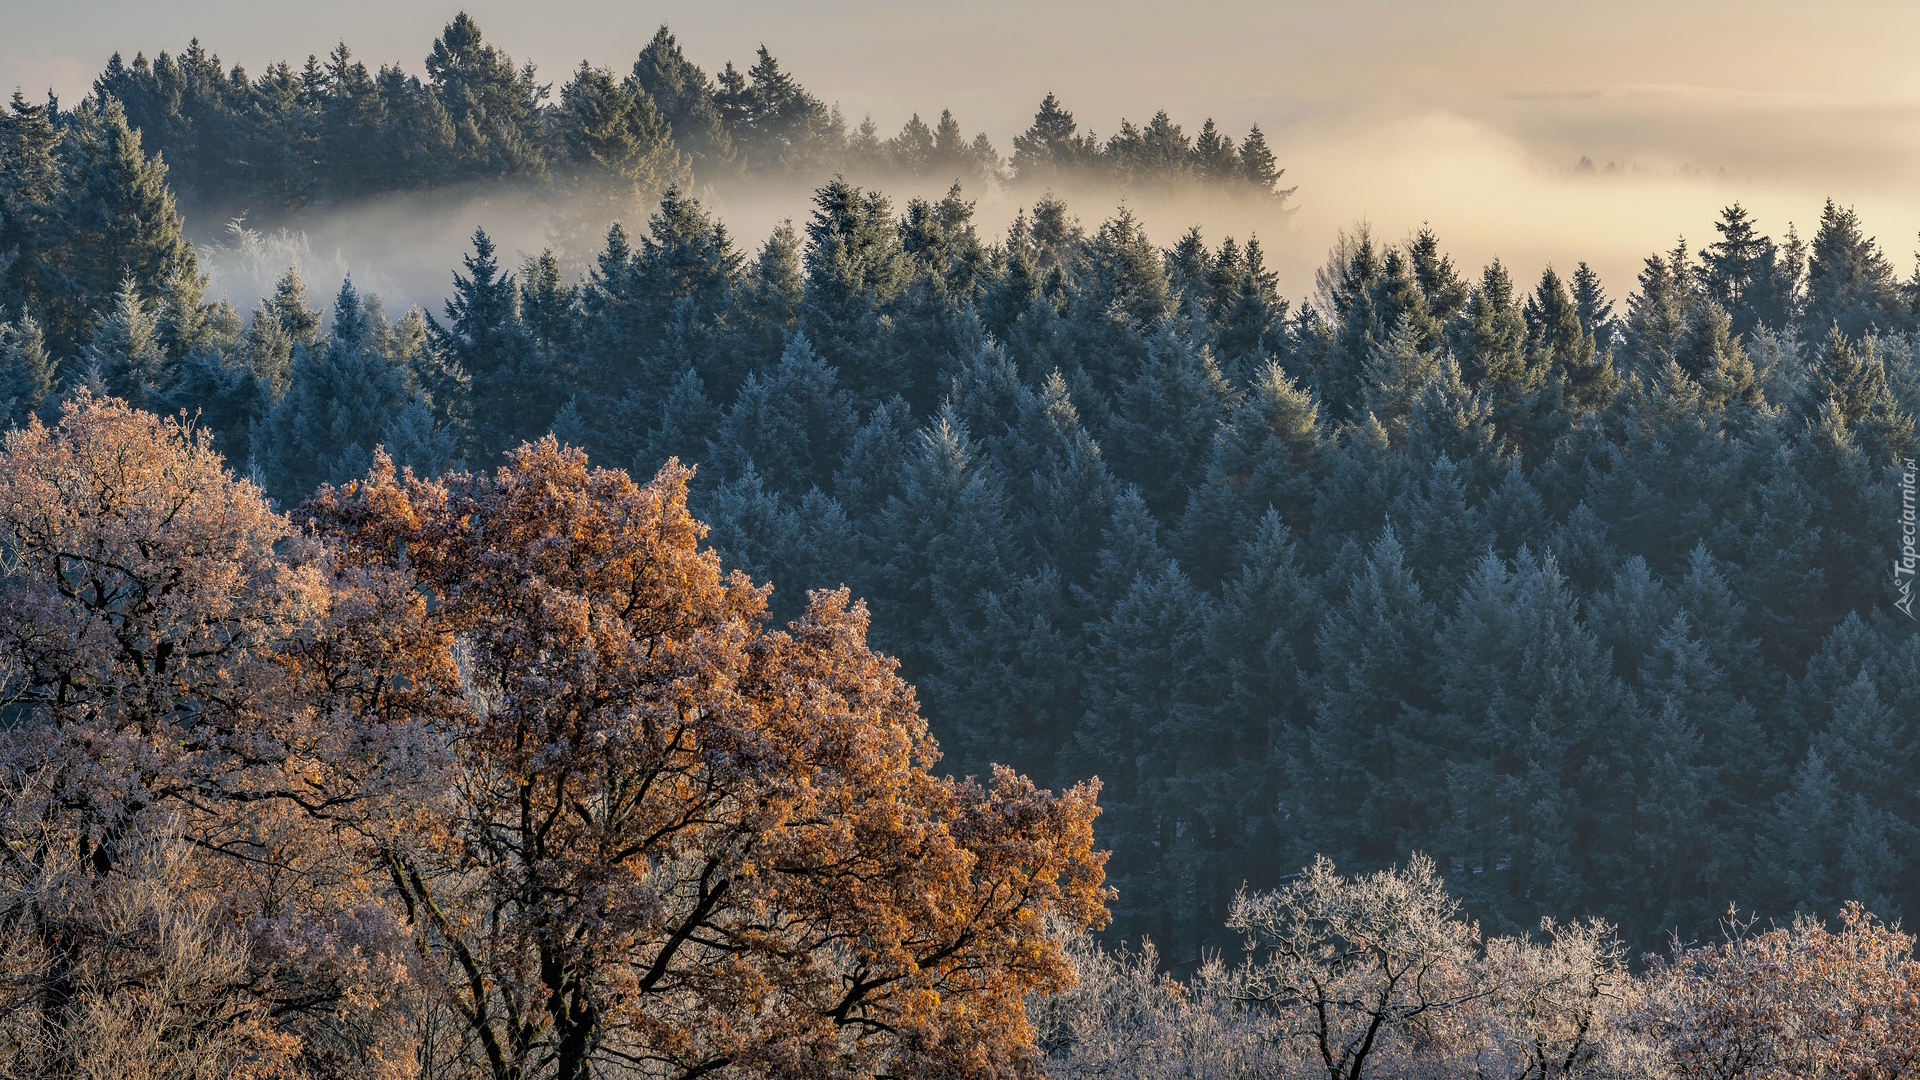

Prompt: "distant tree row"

[8,74,1920,971]
[61,12,1289,215]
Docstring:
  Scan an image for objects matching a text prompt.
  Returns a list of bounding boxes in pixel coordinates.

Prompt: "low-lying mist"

[192,110,1920,323]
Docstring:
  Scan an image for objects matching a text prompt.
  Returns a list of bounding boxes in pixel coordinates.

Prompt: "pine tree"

[1198,511,1315,895]
[1011,93,1094,181]
[423,13,545,179]
[1482,463,1547,558]
[1436,550,1641,932]
[1071,557,1212,961]
[1746,223,1806,334]
[1570,261,1617,347]
[1525,265,1614,410]
[1734,437,1830,671]
[1759,668,1915,917]
[1405,357,1508,495]
[867,409,1011,677]
[576,222,648,398]
[555,62,675,183]
[800,179,910,395]
[642,186,742,322]
[1360,313,1439,435]
[1800,326,1915,463]
[1454,259,1528,390]
[1004,370,1117,591]
[0,92,61,313]
[1191,118,1237,181]
[1238,124,1287,197]
[1621,241,1697,381]
[265,267,324,350]
[76,278,168,409]
[1585,555,1678,682]
[734,220,804,372]
[1078,207,1174,338]
[519,248,578,406]
[1701,202,1775,339]
[636,367,719,477]
[1392,455,1493,603]
[1213,237,1290,378]
[1310,416,1410,566]
[832,396,913,521]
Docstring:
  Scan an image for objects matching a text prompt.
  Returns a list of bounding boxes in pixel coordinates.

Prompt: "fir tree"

[629,26,731,169]
[1294,527,1443,872]
[1011,93,1094,180]
[1802,199,1908,341]
[31,97,198,355]
[76,278,168,409]
[1106,323,1234,519]
[1179,360,1324,584]
[256,278,440,502]
[708,333,856,494]
[1437,550,1641,933]
[0,311,55,425]
[428,228,533,461]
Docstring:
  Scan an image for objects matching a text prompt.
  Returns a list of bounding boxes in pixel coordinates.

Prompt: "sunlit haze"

[9,0,1920,306]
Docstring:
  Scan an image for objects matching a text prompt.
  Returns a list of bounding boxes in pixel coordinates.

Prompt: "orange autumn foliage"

[304,437,1110,1080]
[0,398,1105,1079]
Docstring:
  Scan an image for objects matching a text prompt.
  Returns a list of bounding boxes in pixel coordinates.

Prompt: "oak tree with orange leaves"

[304,438,1110,1080]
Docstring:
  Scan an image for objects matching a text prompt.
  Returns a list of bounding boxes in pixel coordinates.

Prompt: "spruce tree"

[1106,323,1234,519]
[1011,93,1094,181]
[256,279,440,502]
[423,13,544,179]
[800,179,910,395]
[1525,265,1614,410]
[707,333,856,494]
[1360,313,1439,435]
[0,311,55,425]
[1179,359,1324,584]
[428,228,533,461]
[0,92,61,316]
[32,97,198,355]
[1436,550,1641,932]
[1294,527,1443,872]
[630,26,731,169]
[1802,199,1908,341]
[555,62,674,183]
[1071,557,1212,961]
[75,278,168,409]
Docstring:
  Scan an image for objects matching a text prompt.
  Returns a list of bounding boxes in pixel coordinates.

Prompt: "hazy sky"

[8,0,1920,302]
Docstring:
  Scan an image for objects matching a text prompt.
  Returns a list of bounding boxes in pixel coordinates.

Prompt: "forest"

[6,10,1920,1078]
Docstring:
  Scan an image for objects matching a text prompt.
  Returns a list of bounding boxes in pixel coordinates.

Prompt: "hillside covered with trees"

[8,10,1920,1077]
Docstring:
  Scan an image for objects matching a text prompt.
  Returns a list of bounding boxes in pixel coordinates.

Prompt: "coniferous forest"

[8,11,1920,1078]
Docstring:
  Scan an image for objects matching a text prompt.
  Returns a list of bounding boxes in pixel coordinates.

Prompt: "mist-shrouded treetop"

[78,13,1295,222]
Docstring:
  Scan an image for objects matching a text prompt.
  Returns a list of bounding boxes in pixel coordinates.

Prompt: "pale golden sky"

[8,0,1920,301]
